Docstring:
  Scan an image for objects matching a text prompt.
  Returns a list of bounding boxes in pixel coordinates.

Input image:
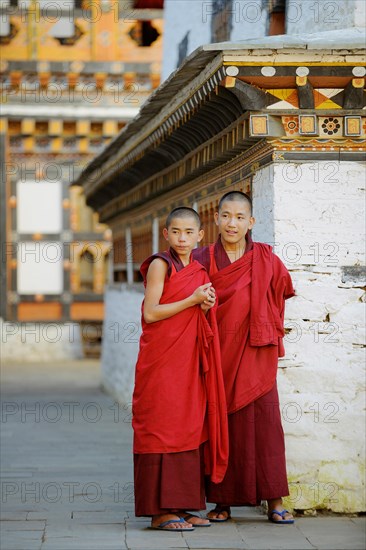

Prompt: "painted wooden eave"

[72,27,365,196]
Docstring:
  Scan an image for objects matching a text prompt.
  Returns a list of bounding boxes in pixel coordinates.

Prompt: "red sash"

[132,257,228,483]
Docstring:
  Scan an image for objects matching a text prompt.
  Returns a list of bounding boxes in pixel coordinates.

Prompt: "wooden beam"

[296,76,314,109]
[343,78,365,109]
[223,77,268,110]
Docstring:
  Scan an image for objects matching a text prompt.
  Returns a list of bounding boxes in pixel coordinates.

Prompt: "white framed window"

[17,241,63,294]
[17,181,62,234]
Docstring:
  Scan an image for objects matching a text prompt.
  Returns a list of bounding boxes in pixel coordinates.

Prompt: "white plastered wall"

[252,161,366,512]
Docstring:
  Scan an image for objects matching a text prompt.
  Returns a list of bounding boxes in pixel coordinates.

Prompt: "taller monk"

[193,191,295,524]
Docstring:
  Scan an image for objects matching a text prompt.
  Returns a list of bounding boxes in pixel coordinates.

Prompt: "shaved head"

[165,207,202,229]
[218,191,252,215]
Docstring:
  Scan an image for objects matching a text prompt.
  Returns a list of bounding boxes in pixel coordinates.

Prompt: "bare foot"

[269,510,294,521]
[267,498,294,523]
[206,505,231,521]
[151,513,193,530]
[180,512,211,526]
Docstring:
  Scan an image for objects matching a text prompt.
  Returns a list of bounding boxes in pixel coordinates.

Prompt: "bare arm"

[143,258,212,323]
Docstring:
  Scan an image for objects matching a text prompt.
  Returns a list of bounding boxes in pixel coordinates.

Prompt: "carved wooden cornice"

[70,36,365,218]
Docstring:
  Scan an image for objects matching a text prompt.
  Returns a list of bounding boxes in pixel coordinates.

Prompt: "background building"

[0,0,164,358]
[162,0,365,79]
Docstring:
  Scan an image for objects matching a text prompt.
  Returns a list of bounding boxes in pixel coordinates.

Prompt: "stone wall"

[0,319,83,362]
[100,284,143,405]
[253,160,365,513]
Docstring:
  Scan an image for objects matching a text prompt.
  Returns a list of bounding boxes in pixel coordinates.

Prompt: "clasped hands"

[192,283,216,313]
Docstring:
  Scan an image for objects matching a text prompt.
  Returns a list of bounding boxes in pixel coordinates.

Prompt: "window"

[129,20,160,47]
[177,31,189,68]
[17,181,62,234]
[79,250,94,292]
[104,252,111,286]
[133,0,164,8]
[268,0,286,35]
[211,0,233,43]
[17,242,63,295]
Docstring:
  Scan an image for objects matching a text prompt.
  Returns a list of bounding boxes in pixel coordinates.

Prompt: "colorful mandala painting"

[320,117,341,136]
[282,116,299,136]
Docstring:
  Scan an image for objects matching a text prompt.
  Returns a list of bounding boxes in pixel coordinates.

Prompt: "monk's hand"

[200,287,216,312]
[192,282,213,305]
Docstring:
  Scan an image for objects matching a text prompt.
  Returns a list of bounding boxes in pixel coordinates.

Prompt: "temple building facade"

[0,0,164,358]
[75,26,365,513]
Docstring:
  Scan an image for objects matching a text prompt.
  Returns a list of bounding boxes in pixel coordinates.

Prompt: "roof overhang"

[73,27,366,217]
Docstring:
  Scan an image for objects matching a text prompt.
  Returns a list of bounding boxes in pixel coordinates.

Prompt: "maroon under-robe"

[133,249,228,516]
[193,235,295,505]
[134,447,206,516]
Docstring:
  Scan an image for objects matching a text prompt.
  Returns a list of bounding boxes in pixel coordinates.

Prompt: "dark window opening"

[129,20,160,47]
[211,0,233,43]
[79,250,94,292]
[133,270,144,283]
[104,252,110,286]
[0,22,19,45]
[54,22,84,46]
[114,270,126,283]
[133,0,164,8]
[177,31,189,68]
[75,1,92,8]
[268,0,286,35]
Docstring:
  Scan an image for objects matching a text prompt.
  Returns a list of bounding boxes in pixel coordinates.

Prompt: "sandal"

[268,509,294,524]
[206,505,231,522]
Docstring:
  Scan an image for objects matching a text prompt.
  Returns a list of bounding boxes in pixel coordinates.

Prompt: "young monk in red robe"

[193,191,295,525]
[132,207,229,531]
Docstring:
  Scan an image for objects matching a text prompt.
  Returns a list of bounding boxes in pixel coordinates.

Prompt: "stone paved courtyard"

[1,360,365,550]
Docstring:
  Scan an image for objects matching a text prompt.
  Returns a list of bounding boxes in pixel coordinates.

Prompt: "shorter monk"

[132,207,228,531]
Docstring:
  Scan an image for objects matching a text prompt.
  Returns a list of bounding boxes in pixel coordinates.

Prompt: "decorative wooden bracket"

[296,76,314,109]
[223,77,268,110]
[343,78,365,109]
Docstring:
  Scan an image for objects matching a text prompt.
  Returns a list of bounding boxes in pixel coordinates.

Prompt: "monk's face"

[215,200,255,247]
[163,216,204,258]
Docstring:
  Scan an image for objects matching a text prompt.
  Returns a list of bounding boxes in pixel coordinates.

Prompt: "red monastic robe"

[193,236,295,505]
[132,251,228,514]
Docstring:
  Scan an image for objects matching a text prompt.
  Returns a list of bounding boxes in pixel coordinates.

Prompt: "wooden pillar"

[90,0,99,61]
[27,0,39,60]
[0,119,8,318]
[125,226,133,284]
[152,217,159,254]
[192,201,198,248]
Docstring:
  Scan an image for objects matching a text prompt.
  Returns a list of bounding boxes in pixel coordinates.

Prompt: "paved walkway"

[1,361,365,550]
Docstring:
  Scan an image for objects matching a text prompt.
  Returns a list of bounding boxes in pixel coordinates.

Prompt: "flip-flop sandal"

[268,509,294,524]
[180,513,211,527]
[206,506,231,522]
[149,517,195,531]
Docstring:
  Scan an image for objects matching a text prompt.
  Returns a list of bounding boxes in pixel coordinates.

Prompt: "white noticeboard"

[17,181,62,234]
[17,242,63,295]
